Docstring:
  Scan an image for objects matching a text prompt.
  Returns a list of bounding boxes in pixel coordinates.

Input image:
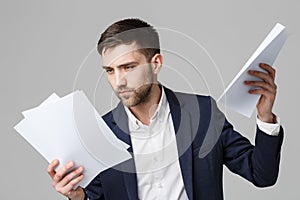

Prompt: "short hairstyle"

[97,18,160,62]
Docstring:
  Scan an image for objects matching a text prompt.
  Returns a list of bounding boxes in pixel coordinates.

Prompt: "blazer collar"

[110,102,132,151]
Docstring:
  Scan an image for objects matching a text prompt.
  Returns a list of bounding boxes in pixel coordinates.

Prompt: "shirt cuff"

[256,115,281,136]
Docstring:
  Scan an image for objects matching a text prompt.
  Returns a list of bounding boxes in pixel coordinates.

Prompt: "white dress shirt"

[124,88,280,200]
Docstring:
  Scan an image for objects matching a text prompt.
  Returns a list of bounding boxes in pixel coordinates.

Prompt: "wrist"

[258,113,275,124]
[67,187,86,200]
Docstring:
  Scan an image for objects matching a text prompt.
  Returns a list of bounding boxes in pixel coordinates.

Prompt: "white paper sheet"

[14,91,131,188]
[22,92,60,118]
[217,23,288,117]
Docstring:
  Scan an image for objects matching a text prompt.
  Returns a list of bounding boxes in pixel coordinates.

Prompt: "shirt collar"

[124,86,169,131]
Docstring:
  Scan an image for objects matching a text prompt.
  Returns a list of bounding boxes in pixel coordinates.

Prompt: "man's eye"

[106,69,113,74]
[124,66,134,70]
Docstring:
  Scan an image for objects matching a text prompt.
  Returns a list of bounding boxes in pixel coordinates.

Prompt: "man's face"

[102,43,155,107]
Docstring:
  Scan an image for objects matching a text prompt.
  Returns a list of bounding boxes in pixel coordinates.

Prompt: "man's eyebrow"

[102,66,110,69]
[102,61,140,69]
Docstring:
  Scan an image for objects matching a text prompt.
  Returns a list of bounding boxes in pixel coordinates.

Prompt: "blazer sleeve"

[84,174,105,200]
[220,113,284,187]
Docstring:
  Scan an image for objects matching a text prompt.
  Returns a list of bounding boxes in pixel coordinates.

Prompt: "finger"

[55,174,85,196]
[47,159,59,178]
[57,166,84,188]
[244,81,277,93]
[259,63,276,80]
[248,88,273,97]
[248,70,275,86]
[61,174,85,196]
[52,161,75,184]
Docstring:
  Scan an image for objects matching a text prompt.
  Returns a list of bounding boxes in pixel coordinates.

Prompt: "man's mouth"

[118,90,133,95]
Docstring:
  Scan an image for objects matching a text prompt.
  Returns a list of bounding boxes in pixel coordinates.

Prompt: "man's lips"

[118,90,133,95]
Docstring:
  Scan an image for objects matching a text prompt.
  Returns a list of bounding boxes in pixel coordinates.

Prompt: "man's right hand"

[47,159,85,200]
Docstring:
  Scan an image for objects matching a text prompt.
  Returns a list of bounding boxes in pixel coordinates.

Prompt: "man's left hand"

[244,63,277,123]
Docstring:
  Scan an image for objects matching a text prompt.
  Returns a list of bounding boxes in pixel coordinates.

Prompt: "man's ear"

[151,53,163,74]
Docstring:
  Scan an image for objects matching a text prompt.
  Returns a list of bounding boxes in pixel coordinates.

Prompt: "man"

[47,18,284,200]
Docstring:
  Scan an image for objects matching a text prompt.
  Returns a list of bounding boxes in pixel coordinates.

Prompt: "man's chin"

[119,97,133,107]
[120,97,140,108]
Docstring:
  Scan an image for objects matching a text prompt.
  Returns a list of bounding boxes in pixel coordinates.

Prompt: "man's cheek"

[126,72,141,87]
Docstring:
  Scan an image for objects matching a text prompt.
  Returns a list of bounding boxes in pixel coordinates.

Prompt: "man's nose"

[115,71,126,87]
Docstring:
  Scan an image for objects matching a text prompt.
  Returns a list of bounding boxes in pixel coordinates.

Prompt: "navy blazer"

[85,87,284,200]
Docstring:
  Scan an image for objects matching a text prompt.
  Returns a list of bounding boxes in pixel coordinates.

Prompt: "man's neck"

[128,84,162,126]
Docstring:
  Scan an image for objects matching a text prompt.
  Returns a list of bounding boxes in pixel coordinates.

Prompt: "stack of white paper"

[14,90,131,187]
[218,23,288,117]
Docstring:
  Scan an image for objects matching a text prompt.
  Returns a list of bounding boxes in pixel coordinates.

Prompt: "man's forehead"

[102,43,144,67]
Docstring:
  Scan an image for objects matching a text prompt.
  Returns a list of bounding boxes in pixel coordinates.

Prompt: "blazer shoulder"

[172,90,215,108]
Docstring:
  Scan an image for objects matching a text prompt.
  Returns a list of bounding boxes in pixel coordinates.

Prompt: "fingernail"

[68,161,74,167]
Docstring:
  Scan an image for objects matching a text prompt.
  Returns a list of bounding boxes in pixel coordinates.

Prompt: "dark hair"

[97,18,160,62]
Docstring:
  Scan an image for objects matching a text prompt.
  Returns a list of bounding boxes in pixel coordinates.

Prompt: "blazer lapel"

[110,103,139,200]
[164,87,194,200]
